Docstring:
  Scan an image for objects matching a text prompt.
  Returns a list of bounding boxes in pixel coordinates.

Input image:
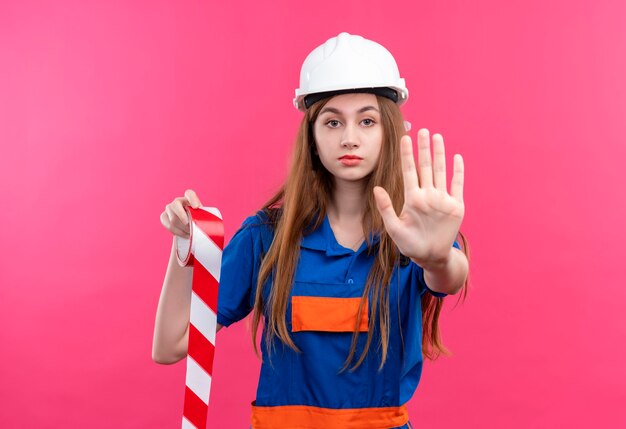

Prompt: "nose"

[340,124,359,149]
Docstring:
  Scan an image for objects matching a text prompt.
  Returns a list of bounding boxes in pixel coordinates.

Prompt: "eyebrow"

[319,106,380,115]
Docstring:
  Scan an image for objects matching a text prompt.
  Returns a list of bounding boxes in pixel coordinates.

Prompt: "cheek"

[371,130,384,155]
[312,124,325,150]
[316,142,333,161]
[313,130,335,156]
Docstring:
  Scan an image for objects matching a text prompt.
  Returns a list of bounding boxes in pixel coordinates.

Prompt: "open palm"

[373,128,465,268]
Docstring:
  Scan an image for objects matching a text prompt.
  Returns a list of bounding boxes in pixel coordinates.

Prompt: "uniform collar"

[300,212,380,256]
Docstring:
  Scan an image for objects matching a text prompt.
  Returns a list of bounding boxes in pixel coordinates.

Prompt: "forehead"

[321,93,379,112]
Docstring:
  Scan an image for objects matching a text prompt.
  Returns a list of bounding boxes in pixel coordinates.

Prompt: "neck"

[327,177,367,222]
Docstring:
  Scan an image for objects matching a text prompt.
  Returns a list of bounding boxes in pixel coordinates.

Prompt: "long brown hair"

[250,95,470,370]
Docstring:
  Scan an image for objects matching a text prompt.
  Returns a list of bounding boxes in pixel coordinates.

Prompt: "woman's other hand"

[160,189,203,238]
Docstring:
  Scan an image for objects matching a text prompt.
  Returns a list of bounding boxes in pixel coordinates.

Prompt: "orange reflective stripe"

[291,296,368,332]
[250,402,409,429]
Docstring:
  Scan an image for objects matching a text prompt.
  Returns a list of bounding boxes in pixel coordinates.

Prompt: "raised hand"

[373,128,464,270]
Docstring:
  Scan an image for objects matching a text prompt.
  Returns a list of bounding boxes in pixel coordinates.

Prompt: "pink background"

[1,0,625,427]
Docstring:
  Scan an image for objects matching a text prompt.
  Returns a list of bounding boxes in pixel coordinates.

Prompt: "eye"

[361,118,376,127]
[326,119,341,128]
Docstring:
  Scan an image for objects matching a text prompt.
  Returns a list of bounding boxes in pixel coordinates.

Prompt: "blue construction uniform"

[217,210,460,429]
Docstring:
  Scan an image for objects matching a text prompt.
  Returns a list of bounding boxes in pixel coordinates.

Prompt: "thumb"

[184,189,203,209]
[373,186,400,234]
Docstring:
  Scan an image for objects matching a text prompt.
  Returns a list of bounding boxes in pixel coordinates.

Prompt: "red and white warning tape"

[175,207,224,429]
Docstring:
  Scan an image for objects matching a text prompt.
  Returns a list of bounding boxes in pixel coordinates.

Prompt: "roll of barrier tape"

[175,206,224,429]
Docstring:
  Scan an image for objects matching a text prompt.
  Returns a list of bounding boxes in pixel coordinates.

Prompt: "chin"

[334,173,370,183]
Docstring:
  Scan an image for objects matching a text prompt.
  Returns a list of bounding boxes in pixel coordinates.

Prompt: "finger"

[184,189,203,208]
[400,135,419,198]
[160,211,190,238]
[373,186,401,235]
[450,154,464,202]
[417,128,433,188]
[432,133,447,192]
[171,224,190,238]
[168,197,189,225]
[167,202,189,227]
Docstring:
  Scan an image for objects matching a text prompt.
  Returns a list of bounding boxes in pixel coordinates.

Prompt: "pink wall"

[1,0,625,427]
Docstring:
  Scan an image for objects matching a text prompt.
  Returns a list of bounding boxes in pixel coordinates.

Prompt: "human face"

[312,93,383,184]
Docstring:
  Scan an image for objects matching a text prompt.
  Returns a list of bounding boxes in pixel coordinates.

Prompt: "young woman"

[153,32,469,429]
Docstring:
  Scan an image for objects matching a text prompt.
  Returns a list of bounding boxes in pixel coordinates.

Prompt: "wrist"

[411,248,454,273]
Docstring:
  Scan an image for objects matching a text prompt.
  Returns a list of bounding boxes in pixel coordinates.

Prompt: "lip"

[339,155,363,167]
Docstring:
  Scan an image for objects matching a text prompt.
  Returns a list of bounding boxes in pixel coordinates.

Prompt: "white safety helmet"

[293,32,409,111]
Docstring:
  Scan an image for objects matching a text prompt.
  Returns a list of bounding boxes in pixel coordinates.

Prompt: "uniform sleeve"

[216,216,259,327]
[418,240,462,298]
